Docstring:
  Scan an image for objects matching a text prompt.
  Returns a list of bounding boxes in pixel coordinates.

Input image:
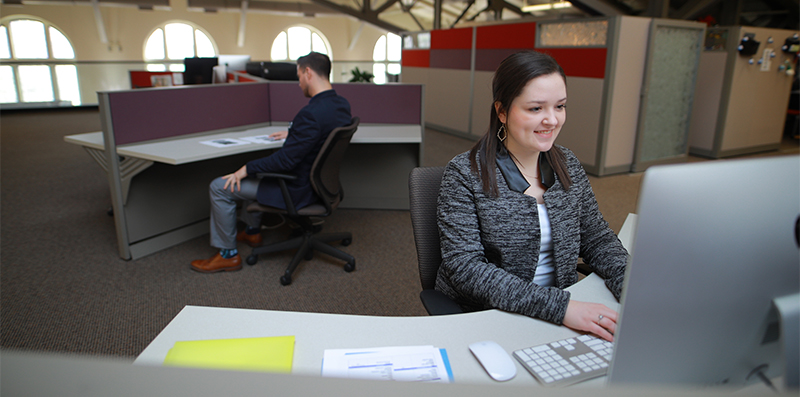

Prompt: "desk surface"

[64,124,422,165]
[134,273,618,388]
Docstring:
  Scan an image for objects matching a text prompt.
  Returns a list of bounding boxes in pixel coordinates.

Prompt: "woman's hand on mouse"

[563,300,618,342]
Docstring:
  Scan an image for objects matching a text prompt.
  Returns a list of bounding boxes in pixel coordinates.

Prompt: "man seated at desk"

[191,52,352,273]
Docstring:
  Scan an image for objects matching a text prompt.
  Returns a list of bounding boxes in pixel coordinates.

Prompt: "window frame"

[0,15,80,106]
[269,24,333,62]
[372,32,402,85]
[143,20,219,72]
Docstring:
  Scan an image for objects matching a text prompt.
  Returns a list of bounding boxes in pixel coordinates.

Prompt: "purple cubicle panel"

[268,82,422,125]
[107,83,272,146]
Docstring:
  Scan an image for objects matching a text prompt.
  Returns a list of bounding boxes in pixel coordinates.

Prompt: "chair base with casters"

[244,117,359,286]
[244,203,355,286]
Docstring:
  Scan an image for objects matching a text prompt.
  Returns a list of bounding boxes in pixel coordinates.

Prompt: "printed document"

[322,345,453,383]
[199,138,251,148]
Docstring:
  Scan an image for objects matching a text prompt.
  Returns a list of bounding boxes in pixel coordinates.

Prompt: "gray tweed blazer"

[435,146,628,324]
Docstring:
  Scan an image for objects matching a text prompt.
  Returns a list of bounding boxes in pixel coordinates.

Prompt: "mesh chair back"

[408,166,445,291]
[310,117,359,213]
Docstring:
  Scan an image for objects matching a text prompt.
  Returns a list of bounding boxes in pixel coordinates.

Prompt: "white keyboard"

[513,334,613,387]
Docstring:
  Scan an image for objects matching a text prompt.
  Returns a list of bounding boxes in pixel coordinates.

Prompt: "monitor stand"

[774,292,800,390]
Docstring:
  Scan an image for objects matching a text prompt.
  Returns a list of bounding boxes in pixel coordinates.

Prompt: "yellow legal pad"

[163,336,295,373]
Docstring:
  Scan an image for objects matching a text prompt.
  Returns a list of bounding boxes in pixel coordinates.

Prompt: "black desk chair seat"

[245,117,359,286]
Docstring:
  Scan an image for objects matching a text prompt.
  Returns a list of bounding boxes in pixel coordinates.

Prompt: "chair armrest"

[420,289,464,315]
[255,172,298,181]
[252,173,299,215]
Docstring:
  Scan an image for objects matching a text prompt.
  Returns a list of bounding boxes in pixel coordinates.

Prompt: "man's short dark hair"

[297,52,331,80]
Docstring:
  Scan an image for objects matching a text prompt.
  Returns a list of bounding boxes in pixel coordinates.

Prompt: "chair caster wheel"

[341,238,352,246]
[344,261,355,272]
[246,255,258,266]
[280,275,292,285]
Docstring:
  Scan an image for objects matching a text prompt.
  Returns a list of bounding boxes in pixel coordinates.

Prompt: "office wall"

[1,0,389,104]
[689,26,799,158]
[0,0,384,62]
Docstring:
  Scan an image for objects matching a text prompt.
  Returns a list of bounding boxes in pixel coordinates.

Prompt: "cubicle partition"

[72,81,423,260]
[688,26,799,159]
[402,17,706,176]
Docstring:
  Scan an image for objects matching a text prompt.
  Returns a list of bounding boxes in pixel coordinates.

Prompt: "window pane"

[169,63,184,72]
[145,29,165,60]
[311,33,327,55]
[10,20,48,59]
[18,65,54,102]
[55,65,80,105]
[417,32,431,49]
[373,35,386,61]
[0,65,17,103]
[287,27,310,60]
[146,63,167,72]
[373,63,386,84]
[387,33,401,61]
[49,27,75,59]
[271,31,287,60]
[0,26,11,59]
[388,63,401,75]
[195,30,215,57]
[165,23,195,60]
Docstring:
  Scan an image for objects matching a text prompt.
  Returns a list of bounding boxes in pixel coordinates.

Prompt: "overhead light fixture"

[521,1,573,13]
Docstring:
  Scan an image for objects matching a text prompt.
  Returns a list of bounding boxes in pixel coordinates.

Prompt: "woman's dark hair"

[297,52,331,80]
[469,51,572,196]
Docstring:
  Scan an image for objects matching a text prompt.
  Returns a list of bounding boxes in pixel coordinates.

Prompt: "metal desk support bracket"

[83,147,153,205]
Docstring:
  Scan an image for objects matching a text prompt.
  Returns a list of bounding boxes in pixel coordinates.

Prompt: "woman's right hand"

[563,300,618,342]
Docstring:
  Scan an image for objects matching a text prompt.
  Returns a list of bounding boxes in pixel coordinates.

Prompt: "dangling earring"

[497,124,507,142]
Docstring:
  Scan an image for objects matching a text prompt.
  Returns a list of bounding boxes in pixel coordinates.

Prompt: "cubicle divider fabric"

[266,82,423,125]
[107,83,272,146]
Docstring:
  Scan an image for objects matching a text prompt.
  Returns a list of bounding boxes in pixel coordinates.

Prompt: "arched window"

[373,32,401,84]
[0,17,80,105]
[270,26,331,62]
[144,22,217,72]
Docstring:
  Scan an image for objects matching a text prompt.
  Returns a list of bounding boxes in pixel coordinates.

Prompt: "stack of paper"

[163,335,294,373]
[322,345,453,383]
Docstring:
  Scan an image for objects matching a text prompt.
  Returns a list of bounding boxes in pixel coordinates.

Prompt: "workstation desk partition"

[65,82,424,260]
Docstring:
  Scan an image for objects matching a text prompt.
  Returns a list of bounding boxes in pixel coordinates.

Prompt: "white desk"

[65,124,422,165]
[134,273,618,387]
[64,123,422,259]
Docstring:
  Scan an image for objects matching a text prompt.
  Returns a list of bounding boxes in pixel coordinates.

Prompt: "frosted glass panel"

[539,21,607,47]
[638,25,702,163]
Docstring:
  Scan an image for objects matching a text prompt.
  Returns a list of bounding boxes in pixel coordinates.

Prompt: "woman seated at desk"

[435,51,628,342]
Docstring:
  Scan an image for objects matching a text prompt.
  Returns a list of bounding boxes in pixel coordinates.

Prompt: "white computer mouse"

[468,340,517,381]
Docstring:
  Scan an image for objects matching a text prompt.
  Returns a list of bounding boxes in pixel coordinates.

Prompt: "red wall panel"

[476,22,537,49]
[401,49,430,68]
[431,27,473,49]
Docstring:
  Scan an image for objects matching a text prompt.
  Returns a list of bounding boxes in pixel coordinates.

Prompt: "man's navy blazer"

[245,89,351,210]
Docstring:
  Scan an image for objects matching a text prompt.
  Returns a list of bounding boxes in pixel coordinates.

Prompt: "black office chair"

[245,117,359,286]
[408,166,464,315]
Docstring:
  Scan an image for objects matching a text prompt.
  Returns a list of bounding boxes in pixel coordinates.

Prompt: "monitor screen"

[608,155,799,390]
[217,55,251,72]
[183,57,218,85]
[245,61,298,81]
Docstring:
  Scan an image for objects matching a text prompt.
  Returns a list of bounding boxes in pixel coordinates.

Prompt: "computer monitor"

[217,55,251,72]
[245,61,298,81]
[607,155,799,390]
[183,57,218,85]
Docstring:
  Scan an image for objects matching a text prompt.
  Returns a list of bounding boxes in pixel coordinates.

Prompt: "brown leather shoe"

[191,253,242,273]
[236,230,263,247]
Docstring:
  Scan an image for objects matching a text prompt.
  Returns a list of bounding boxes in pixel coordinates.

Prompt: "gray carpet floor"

[1,107,797,359]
